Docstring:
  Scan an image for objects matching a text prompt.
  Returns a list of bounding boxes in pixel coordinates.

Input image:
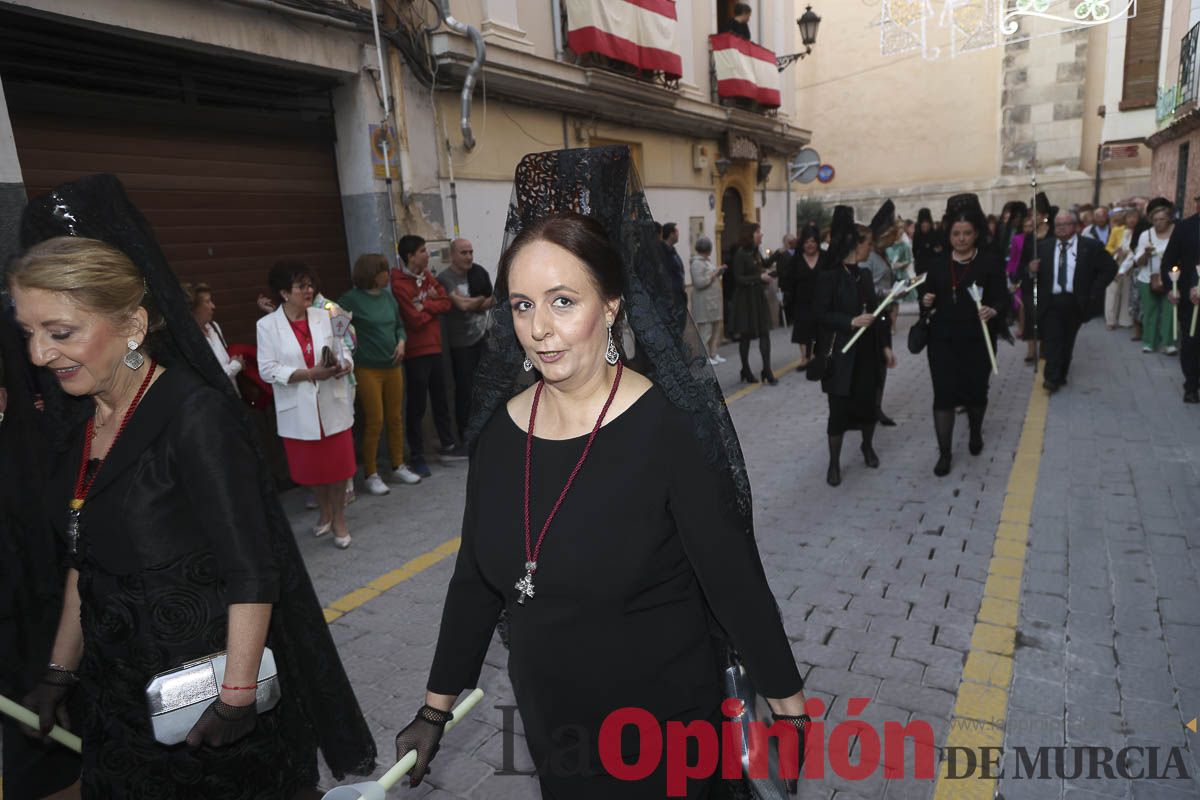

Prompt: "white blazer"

[256,306,354,441]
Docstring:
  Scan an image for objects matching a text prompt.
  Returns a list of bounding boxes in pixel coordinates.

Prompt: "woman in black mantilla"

[391,147,809,799]
[729,222,778,384]
[912,207,943,276]
[921,194,1009,477]
[10,175,375,799]
[783,224,821,368]
[813,207,896,487]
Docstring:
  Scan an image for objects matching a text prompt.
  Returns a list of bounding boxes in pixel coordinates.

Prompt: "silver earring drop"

[123,339,145,370]
[605,325,620,366]
[523,357,534,372]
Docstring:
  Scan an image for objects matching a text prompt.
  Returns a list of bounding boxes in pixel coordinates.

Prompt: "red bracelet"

[221,683,257,691]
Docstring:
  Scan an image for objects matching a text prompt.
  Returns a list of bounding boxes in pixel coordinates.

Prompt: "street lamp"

[776,6,821,71]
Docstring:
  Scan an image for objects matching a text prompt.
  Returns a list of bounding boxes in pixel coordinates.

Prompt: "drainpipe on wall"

[437,0,485,151]
[785,157,793,235]
[551,0,565,60]
[369,0,403,249]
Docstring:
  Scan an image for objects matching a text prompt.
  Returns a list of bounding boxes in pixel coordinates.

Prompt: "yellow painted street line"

[322,538,461,623]
[725,358,803,404]
[322,356,802,624]
[932,364,1049,800]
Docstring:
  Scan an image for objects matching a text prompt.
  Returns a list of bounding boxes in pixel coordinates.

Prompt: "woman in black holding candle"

[392,147,809,799]
[9,175,375,799]
[813,207,896,487]
[920,194,1008,476]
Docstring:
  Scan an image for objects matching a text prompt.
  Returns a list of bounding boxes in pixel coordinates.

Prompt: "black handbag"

[806,334,835,381]
[907,310,932,354]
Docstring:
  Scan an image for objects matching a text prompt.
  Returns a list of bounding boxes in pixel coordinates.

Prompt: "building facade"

[0,0,812,341]
[792,1,1158,221]
[1148,0,1200,215]
[423,0,811,274]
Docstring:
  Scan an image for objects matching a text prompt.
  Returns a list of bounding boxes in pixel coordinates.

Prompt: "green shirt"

[337,288,406,369]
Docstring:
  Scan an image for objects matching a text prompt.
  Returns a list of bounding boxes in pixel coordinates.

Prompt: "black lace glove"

[21,665,77,737]
[772,713,811,795]
[394,704,453,787]
[185,698,258,749]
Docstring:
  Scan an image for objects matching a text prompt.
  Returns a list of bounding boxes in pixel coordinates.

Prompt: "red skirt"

[282,428,355,486]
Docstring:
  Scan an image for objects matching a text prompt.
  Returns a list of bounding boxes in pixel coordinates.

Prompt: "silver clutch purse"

[145,648,281,745]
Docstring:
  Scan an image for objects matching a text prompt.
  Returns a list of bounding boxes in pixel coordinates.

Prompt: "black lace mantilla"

[467,146,754,532]
[19,175,377,781]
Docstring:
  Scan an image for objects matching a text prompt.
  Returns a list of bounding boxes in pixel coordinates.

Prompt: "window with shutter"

[1121,0,1165,110]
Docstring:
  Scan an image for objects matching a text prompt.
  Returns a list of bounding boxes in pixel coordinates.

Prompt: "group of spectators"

[184,236,494,550]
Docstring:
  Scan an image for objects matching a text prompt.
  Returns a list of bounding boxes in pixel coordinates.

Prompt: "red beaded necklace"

[67,360,157,554]
[515,361,623,606]
[950,250,977,302]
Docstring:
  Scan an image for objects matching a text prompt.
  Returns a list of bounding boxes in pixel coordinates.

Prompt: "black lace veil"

[466,146,754,534]
[18,174,377,779]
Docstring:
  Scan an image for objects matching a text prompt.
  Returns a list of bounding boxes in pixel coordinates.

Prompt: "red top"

[288,317,316,368]
[390,267,452,359]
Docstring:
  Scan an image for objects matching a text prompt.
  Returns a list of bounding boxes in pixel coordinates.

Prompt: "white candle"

[1192,266,1199,339]
[967,284,999,375]
[1170,266,1181,341]
[842,273,927,354]
[0,694,82,753]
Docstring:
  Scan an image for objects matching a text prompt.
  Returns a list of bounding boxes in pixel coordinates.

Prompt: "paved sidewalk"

[1001,324,1200,800]
[300,319,1200,799]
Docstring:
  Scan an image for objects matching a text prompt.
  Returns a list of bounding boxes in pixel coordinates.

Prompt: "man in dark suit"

[1159,203,1200,403]
[1029,209,1117,393]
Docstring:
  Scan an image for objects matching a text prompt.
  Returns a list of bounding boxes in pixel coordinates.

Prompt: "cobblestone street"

[294,317,1200,799]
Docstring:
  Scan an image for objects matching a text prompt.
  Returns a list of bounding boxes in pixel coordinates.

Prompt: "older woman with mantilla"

[11,175,374,798]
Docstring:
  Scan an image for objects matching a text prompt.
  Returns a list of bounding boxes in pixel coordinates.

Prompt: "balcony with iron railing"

[1177,22,1200,111]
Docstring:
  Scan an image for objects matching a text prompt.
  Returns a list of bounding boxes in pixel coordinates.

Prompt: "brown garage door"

[10,107,351,346]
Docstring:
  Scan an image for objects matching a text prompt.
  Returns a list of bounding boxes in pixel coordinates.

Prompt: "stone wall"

[1002,27,1091,175]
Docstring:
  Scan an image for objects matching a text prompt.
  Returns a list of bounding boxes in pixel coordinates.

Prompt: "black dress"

[787,251,820,347]
[924,252,1009,410]
[427,386,802,799]
[813,265,892,435]
[729,247,772,340]
[913,230,944,276]
[1,319,82,798]
[45,366,370,798]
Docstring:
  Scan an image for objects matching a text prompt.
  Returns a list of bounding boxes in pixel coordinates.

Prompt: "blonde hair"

[8,236,164,342]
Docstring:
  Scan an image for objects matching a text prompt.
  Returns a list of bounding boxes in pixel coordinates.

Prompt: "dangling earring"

[523,357,534,372]
[123,339,145,370]
[605,324,620,366]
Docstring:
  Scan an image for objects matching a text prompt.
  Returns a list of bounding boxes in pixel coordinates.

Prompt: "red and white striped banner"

[565,0,683,79]
[709,32,781,108]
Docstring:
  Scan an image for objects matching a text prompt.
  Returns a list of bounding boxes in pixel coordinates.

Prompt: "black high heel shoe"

[761,369,778,385]
[740,368,759,384]
[934,452,952,477]
[826,462,841,486]
[861,444,880,468]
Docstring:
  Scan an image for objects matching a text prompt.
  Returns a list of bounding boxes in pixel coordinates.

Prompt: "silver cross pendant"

[514,561,537,606]
[67,508,81,555]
